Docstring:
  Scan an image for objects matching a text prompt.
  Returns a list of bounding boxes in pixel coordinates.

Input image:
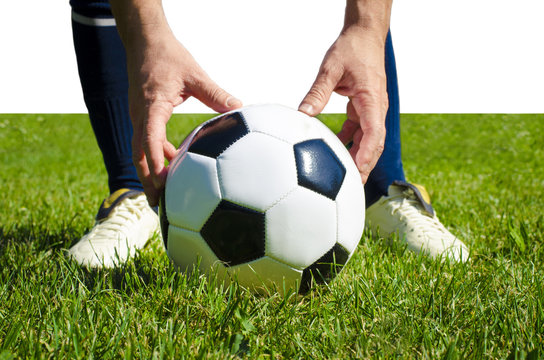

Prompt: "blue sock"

[364,31,406,207]
[71,0,143,194]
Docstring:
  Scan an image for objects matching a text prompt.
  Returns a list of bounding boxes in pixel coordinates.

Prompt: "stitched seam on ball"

[251,130,292,145]
[214,114,250,158]
[239,252,265,266]
[215,158,224,200]
[199,200,265,267]
[200,201,221,235]
[266,253,305,272]
[168,223,225,267]
[215,153,281,214]
[263,186,298,212]
[293,146,300,186]
[335,200,340,245]
[168,222,200,235]
[213,186,266,214]
[216,136,244,158]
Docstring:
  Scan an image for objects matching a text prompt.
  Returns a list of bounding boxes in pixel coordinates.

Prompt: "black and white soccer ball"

[160,104,365,294]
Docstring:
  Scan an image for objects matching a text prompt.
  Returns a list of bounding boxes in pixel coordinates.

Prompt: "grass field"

[1,113,543,359]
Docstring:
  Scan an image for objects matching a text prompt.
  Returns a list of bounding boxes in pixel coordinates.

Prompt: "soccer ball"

[160,104,365,294]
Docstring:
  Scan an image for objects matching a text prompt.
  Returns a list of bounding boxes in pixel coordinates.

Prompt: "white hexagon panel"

[242,104,323,144]
[167,225,229,282]
[216,132,298,212]
[165,152,221,231]
[335,165,365,254]
[228,256,302,295]
[265,186,337,270]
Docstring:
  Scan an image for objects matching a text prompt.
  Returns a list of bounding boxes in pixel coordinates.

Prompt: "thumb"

[190,74,242,113]
[299,63,342,116]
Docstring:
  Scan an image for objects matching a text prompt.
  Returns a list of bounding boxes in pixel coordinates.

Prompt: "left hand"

[299,26,388,183]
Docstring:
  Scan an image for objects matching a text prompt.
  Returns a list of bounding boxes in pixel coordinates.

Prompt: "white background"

[0,0,543,113]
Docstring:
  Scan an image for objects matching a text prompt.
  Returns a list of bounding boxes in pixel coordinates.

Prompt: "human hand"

[299,26,388,183]
[124,30,242,206]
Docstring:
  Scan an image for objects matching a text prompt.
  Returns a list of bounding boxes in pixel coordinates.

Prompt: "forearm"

[344,0,392,41]
[109,0,172,48]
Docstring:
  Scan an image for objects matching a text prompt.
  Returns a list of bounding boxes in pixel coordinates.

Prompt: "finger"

[143,101,172,192]
[131,129,160,206]
[351,95,386,181]
[189,73,242,113]
[137,160,160,206]
[348,129,371,182]
[299,61,343,116]
[164,141,178,162]
[347,129,361,160]
[337,119,358,145]
[337,100,359,145]
[348,129,363,162]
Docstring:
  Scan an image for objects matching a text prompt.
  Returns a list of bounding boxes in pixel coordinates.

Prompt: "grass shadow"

[0,218,84,254]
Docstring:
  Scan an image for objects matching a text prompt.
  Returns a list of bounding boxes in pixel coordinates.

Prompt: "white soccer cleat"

[68,189,160,268]
[365,181,469,262]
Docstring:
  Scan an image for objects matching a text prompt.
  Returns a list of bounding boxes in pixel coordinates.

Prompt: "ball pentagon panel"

[299,243,351,294]
[308,117,358,175]
[188,111,249,159]
[201,200,266,267]
[294,139,346,201]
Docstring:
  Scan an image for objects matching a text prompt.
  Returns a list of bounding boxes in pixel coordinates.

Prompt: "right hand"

[125,30,242,206]
[299,27,388,184]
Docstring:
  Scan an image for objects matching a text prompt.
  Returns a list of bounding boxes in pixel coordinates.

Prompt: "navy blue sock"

[71,1,143,194]
[364,31,406,208]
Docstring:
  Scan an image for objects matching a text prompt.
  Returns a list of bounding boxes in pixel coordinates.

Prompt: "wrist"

[343,0,392,41]
[110,0,172,49]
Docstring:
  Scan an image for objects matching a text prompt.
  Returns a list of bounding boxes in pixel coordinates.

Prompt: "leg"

[71,0,141,193]
[364,31,469,262]
[69,0,158,268]
[364,30,406,208]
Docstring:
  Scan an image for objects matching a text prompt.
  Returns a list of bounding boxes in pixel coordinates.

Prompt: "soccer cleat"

[68,188,160,268]
[365,181,469,262]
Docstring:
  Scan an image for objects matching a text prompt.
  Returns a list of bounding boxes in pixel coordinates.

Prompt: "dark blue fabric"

[364,31,406,207]
[70,0,112,18]
[71,13,142,193]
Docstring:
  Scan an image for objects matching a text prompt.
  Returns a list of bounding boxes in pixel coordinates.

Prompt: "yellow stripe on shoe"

[390,181,435,217]
[96,188,144,221]
[411,183,432,205]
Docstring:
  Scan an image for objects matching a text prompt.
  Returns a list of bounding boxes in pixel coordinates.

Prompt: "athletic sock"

[70,1,143,194]
[364,31,406,208]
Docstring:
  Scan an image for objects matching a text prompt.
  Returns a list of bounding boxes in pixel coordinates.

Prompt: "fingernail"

[226,97,242,108]
[298,103,314,115]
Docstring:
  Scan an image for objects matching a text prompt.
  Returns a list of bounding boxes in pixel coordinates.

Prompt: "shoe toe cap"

[67,239,123,268]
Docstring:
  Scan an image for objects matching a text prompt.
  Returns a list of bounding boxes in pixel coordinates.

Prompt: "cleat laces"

[88,196,148,241]
[390,189,450,238]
